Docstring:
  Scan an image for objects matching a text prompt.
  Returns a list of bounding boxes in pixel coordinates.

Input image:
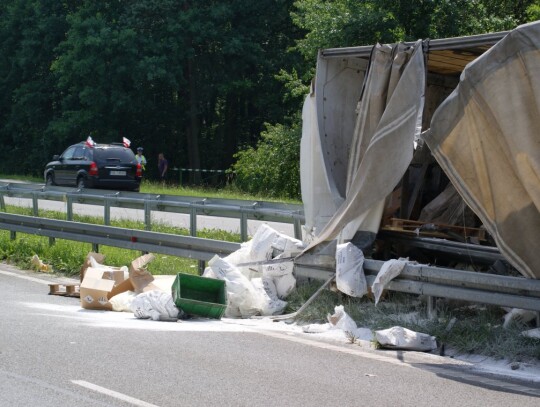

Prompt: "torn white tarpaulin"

[299,40,425,254]
[425,21,540,279]
[375,326,437,351]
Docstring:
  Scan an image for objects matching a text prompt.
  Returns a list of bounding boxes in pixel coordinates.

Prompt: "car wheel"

[77,177,86,189]
[45,174,55,186]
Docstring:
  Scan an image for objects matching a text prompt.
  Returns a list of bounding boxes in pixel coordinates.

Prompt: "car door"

[65,145,86,185]
[55,146,76,185]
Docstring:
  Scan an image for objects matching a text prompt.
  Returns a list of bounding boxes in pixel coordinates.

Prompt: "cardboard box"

[80,267,128,310]
[80,252,106,282]
[79,253,158,310]
[128,254,160,293]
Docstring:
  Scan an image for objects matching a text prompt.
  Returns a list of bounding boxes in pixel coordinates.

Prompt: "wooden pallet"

[382,218,486,241]
[48,283,80,298]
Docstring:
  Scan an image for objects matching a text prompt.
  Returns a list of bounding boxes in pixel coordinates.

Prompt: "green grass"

[286,282,540,362]
[0,173,43,183]
[140,180,302,203]
[0,175,302,204]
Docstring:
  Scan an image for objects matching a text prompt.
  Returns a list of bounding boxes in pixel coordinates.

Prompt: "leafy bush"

[231,120,301,199]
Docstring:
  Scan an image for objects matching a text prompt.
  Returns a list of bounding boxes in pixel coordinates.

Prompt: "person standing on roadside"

[136,147,147,173]
[158,153,168,185]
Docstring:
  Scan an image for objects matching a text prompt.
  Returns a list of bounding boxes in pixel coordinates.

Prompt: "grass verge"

[0,204,241,277]
[286,281,540,362]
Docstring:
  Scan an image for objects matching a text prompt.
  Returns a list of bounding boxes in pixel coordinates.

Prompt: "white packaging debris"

[249,224,281,261]
[89,255,129,280]
[375,326,437,351]
[202,224,303,318]
[271,234,304,258]
[303,306,374,344]
[502,308,537,329]
[251,278,288,315]
[204,255,260,317]
[248,223,304,261]
[372,258,410,305]
[204,254,289,318]
[335,243,367,298]
[302,323,332,333]
[109,291,137,312]
[521,328,540,340]
[273,273,296,299]
[327,305,358,333]
[131,290,179,321]
[262,261,294,278]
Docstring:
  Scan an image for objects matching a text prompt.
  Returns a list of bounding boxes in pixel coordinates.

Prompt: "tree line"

[1,0,537,197]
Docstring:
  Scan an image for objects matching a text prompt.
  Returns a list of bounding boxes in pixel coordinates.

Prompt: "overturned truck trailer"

[300,21,540,280]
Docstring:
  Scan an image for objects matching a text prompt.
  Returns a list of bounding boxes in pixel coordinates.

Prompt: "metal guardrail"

[0,212,240,261]
[295,261,540,313]
[1,212,539,312]
[0,182,304,241]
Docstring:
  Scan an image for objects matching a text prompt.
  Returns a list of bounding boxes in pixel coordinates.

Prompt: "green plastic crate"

[172,273,227,319]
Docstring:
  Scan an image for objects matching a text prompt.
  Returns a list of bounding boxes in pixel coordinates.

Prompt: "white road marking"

[254,330,414,367]
[72,380,160,407]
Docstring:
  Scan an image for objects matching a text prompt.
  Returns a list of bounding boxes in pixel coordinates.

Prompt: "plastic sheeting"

[300,40,425,254]
[425,21,540,279]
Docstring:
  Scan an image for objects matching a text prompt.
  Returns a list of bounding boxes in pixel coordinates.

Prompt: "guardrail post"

[10,231,16,240]
[198,260,206,275]
[190,205,197,237]
[32,192,39,217]
[92,243,99,252]
[293,217,302,241]
[144,201,152,231]
[240,210,248,242]
[66,196,73,221]
[104,197,111,225]
[0,194,5,211]
[49,237,55,246]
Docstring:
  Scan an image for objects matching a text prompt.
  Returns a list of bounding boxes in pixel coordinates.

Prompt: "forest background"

[1,0,539,199]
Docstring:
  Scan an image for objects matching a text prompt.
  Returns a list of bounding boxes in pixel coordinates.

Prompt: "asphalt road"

[1,264,540,407]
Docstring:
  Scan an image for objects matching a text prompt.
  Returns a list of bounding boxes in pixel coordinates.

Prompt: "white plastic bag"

[335,243,367,298]
[131,290,179,321]
[375,326,437,351]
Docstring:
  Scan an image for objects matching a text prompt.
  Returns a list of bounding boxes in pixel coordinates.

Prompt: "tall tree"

[0,0,71,173]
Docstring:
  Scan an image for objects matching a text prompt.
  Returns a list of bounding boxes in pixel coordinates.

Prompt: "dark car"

[44,142,142,191]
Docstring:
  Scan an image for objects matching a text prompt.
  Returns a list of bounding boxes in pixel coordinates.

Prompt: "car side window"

[72,146,84,160]
[61,146,76,160]
[83,147,92,161]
